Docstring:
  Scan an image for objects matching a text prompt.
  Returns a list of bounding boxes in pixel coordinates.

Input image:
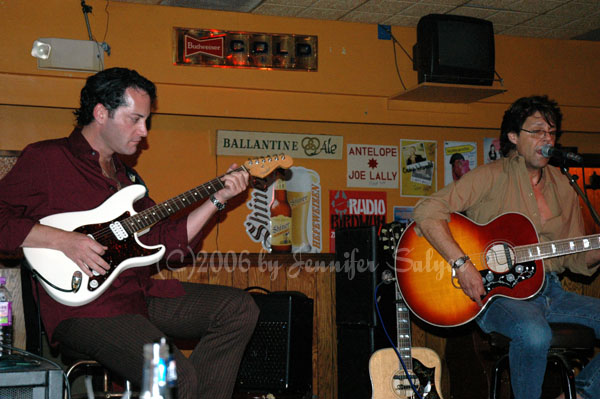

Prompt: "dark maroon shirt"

[0,129,200,340]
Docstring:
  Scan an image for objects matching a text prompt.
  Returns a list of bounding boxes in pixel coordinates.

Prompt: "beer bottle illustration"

[270,175,292,253]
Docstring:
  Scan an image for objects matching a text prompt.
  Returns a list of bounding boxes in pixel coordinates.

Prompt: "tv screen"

[414,14,495,86]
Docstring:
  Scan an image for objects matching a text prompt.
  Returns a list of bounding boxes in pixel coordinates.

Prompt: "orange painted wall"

[1,0,600,252]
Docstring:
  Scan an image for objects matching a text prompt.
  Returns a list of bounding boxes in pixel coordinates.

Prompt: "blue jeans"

[476,272,600,399]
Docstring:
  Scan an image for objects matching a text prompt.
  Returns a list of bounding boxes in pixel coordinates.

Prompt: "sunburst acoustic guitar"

[395,212,598,327]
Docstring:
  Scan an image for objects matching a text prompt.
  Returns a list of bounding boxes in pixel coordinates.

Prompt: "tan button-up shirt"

[413,153,598,276]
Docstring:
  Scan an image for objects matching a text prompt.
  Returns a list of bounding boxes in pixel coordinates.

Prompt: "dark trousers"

[54,283,259,399]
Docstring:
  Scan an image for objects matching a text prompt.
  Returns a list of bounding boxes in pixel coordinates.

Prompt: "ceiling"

[120,0,600,41]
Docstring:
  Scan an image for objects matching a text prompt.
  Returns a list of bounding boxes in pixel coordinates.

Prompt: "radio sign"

[329,190,387,252]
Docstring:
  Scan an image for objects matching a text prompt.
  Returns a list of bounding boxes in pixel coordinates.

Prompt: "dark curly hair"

[499,95,563,157]
[74,67,157,127]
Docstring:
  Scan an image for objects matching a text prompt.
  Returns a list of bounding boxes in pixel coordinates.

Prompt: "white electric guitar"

[23,155,293,307]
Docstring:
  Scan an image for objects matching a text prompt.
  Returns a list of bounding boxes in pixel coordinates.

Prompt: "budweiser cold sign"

[174,28,317,71]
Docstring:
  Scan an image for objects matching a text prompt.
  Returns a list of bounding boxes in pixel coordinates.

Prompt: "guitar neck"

[396,287,413,370]
[516,233,600,263]
[121,166,245,234]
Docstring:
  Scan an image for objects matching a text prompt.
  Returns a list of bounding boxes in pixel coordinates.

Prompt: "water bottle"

[140,338,176,399]
[160,337,177,392]
[0,277,12,358]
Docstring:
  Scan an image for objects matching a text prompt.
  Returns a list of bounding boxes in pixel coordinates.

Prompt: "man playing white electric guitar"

[0,68,269,399]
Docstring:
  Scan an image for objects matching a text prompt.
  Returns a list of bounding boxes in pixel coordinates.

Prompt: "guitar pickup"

[109,221,128,240]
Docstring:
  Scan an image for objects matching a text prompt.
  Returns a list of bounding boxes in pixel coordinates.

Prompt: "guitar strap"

[124,164,149,197]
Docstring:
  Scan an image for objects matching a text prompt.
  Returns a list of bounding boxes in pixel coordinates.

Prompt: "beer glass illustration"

[287,167,318,253]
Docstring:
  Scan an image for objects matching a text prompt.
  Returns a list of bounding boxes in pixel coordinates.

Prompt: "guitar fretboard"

[119,167,244,234]
[516,233,600,263]
[396,288,413,370]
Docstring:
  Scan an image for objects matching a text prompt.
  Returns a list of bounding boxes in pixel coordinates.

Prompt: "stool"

[489,323,595,399]
[61,345,135,399]
[20,266,136,399]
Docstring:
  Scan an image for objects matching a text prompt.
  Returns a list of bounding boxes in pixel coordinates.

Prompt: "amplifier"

[0,355,63,399]
[235,291,313,395]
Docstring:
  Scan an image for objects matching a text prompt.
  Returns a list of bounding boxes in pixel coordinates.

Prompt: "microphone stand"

[559,160,600,227]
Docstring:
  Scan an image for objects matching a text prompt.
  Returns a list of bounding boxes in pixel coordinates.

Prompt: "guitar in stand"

[369,285,443,399]
[369,222,443,399]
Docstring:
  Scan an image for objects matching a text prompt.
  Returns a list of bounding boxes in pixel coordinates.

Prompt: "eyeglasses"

[521,128,557,138]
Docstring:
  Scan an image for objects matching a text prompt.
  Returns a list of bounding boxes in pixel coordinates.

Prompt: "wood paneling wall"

[158,253,338,399]
[167,248,600,399]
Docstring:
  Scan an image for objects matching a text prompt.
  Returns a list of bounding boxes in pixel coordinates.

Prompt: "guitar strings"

[89,173,233,243]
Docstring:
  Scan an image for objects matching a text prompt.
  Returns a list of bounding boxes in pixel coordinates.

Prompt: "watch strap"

[210,194,226,211]
[451,255,470,269]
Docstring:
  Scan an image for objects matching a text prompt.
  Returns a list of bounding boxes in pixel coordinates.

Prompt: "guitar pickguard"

[74,213,160,292]
[391,358,441,399]
[480,261,537,295]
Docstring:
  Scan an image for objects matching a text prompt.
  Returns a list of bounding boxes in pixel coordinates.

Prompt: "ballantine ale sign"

[217,130,342,160]
[174,27,317,70]
[184,35,224,58]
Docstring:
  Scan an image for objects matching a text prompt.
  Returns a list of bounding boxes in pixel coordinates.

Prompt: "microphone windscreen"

[541,144,553,158]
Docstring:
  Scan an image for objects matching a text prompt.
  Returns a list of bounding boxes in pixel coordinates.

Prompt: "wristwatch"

[210,194,226,211]
[451,255,470,269]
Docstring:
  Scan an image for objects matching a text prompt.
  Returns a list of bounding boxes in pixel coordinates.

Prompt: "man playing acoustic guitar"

[0,67,259,399]
[412,96,600,399]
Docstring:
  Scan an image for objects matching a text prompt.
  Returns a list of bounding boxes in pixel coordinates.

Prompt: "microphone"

[541,145,583,163]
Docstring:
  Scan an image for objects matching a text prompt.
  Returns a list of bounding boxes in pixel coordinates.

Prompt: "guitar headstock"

[245,154,294,178]
[378,222,404,265]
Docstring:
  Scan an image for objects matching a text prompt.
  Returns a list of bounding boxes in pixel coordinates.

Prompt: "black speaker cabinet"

[0,357,63,399]
[337,325,381,399]
[335,225,396,399]
[235,291,313,396]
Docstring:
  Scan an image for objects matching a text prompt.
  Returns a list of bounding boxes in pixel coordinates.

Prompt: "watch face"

[211,195,225,210]
[453,256,468,268]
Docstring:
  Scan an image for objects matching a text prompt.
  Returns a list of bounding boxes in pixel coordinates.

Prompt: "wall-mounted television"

[413,14,495,86]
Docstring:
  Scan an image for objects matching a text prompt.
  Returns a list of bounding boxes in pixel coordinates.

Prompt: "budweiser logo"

[184,35,224,58]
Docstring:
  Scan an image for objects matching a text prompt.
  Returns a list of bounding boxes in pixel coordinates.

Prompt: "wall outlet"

[378,24,391,40]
